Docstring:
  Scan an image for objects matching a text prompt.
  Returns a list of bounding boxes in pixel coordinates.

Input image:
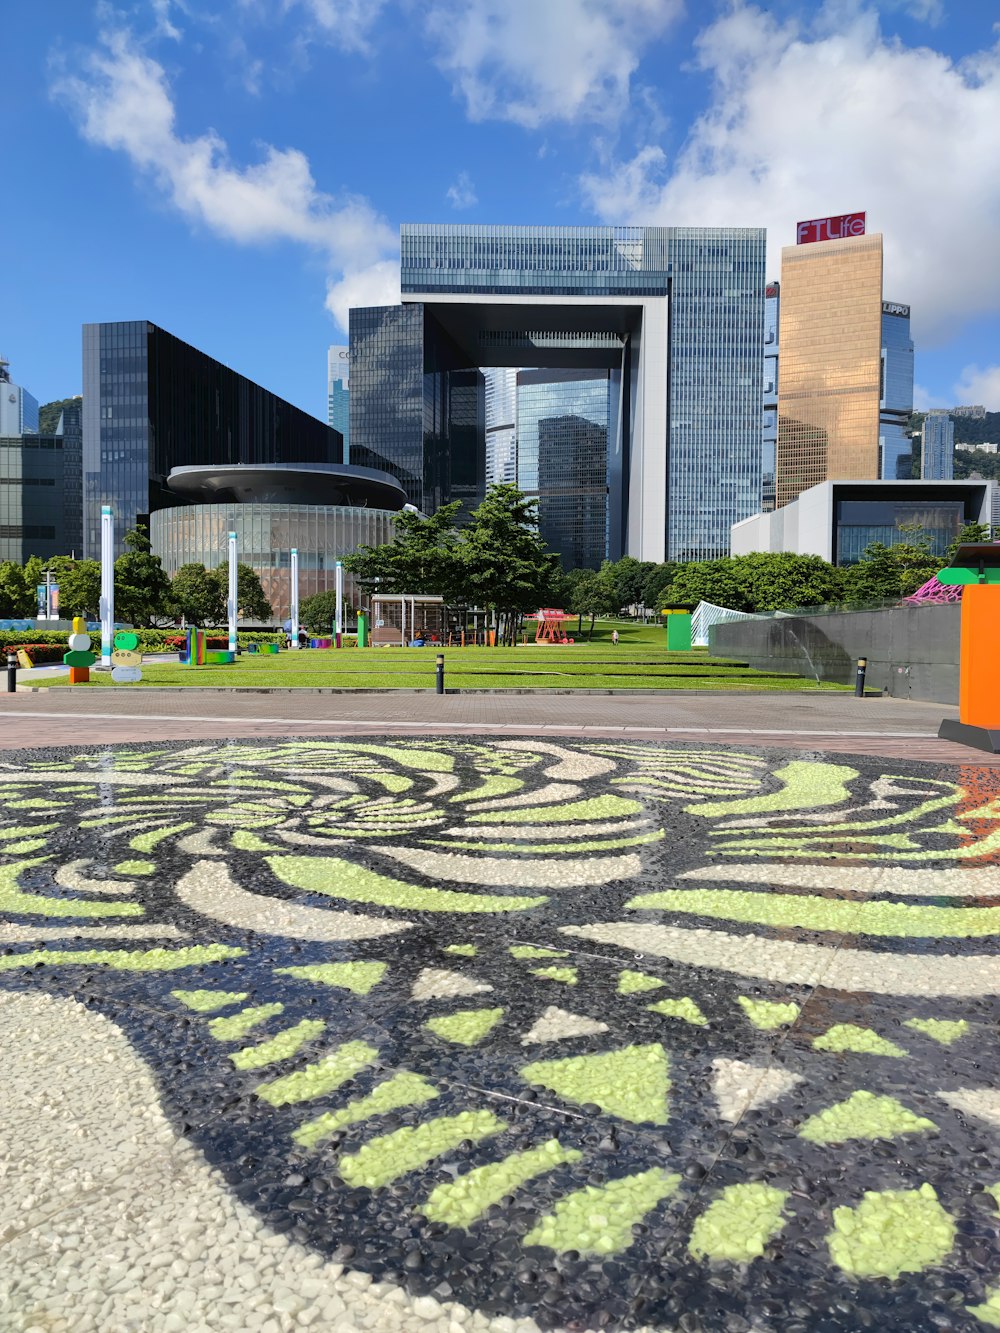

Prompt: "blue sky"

[4,0,1000,419]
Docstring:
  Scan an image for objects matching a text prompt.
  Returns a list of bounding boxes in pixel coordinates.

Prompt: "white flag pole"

[227,531,238,655]
[290,548,300,648]
[335,559,344,648]
[99,505,114,668]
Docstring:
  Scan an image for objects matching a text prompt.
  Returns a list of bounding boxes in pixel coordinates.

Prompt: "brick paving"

[0,687,991,764]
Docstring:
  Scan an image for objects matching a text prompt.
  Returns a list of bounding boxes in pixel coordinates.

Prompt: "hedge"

[0,643,67,664]
[0,628,283,651]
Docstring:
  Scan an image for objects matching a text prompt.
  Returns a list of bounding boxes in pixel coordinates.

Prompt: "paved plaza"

[2,700,1000,1331]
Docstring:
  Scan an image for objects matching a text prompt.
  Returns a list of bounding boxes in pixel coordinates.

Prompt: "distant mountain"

[37,397,81,434]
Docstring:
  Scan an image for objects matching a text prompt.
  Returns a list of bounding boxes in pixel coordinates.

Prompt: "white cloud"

[580,4,1000,346]
[325,258,401,328]
[150,0,182,41]
[953,365,1000,412]
[885,0,945,25]
[446,170,478,210]
[913,383,948,411]
[53,25,396,331]
[279,0,387,55]
[424,0,683,130]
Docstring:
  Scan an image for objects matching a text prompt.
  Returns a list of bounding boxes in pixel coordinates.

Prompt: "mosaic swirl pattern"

[2,737,1000,1331]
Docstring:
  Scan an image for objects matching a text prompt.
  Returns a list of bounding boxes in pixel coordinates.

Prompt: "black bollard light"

[7,652,17,693]
[854,656,868,698]
[436,652,445,695]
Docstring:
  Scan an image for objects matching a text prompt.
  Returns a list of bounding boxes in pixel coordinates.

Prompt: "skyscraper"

[484,366,517,486]
[327,345,350,462]
[0,357,39,435]
[351,223,765,562]
[776,231,884,507]
[82,321,341,557]
[922,411,955,480]
[879,301,914,479]
[762,283,779,511]
[0,397,81,562]
[517,369,613,570]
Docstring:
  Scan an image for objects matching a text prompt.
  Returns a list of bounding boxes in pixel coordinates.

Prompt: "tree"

[0,562,32,617]
[45,557,102,619]
[210,563,272,621]
[662,553,844,614]
[458,485,562,645]
[299,590,351,634]
[641,562,678,612]
[114,524,173,626]
[568,563,619,639]
[344,502,464,603]
[609,556,654,614]
[171,564,225,625]
[945,522,992,563]
[842,525,939,602]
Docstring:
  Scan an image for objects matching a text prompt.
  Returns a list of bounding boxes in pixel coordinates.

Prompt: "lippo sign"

[796,212,866,245]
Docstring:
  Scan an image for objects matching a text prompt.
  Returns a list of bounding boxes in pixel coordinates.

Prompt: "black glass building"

[82,321,341,556]
[0,399,83,562]
[349,306,485,516]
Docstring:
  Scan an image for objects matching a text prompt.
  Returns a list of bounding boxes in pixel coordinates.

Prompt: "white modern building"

[0,357,39,435]
[732,479,998,565]
[484,366,517,486]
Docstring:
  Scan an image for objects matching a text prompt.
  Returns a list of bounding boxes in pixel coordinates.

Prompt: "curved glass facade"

[151,503,397,621]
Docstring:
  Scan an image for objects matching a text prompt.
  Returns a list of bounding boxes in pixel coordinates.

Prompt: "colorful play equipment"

[528,609,575,645]
[111,629,143,683]
[64,615,97,683]
[259,643,280,655]
[310,637,333,649]
[661,608,693,651]
[903,574,963,606]
[356,612,369,647]
[937,542,1000,751]
[180,627,207,666]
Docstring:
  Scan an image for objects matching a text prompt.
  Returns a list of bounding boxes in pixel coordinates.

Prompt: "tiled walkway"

[2,732,999,1332]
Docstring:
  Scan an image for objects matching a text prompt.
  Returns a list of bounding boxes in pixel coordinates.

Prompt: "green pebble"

[274,961,388,994]
[903,1017,968,1045]
[799,1090,937,1144]
[617,969,664,995]
[525,1168,680,1256]
[172,988,249,1013]
[209,1003,284,1042]
[646,997,707,1026]
[737,996,800,1030]
[813,1024,906,1058]
[828,1183,955,1278]
[967,1286,1000,1328]
[531,966,578,985]
[425,1008,504,1046]
[688,1183,788,1263]
[230,1018,325,1070]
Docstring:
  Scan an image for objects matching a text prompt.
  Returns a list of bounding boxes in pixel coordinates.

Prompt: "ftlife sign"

[796,212,866,245]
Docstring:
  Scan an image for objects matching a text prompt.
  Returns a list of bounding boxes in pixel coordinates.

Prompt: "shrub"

[0,642,67,664]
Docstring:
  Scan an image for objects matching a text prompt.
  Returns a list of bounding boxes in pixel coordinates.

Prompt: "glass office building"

[327,345,350,461]
[0,406,82,562]
[349,223,765,562]
[82,321,341,557]
[776,234,884,507]
[922,411,955,480]
[517,369,612,569]
[879,302,914,479]
[484,367,517,486]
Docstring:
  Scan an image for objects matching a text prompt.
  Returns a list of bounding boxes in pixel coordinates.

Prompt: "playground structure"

[179,627,235,667]
[527,609,575,645]
[370,595,446,646]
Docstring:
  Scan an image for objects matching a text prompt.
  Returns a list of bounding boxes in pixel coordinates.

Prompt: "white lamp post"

[99,505,114,668]
[290,547,300,648]
[335,559,344,647]
[227,531,238,655]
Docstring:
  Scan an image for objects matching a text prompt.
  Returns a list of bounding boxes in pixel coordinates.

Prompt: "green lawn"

[47,625,847,691]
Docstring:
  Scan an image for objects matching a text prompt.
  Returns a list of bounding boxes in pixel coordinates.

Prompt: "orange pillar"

[959,584,1000,727]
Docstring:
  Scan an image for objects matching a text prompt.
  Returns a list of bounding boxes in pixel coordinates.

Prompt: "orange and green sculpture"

[936,541,1000,751]
[63,615,96,684]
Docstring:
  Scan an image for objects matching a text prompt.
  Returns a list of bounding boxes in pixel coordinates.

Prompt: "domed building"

[150,463,408,621]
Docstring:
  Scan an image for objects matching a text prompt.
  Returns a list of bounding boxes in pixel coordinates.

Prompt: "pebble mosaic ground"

[1,735,999,1332]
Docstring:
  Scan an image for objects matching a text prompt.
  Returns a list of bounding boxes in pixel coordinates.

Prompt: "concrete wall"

[710,603,961,703]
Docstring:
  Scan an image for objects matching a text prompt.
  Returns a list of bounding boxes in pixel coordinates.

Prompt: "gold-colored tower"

[775,233,883,508]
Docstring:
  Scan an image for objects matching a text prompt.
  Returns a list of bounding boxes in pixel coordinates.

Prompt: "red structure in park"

[528,609,575,645]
